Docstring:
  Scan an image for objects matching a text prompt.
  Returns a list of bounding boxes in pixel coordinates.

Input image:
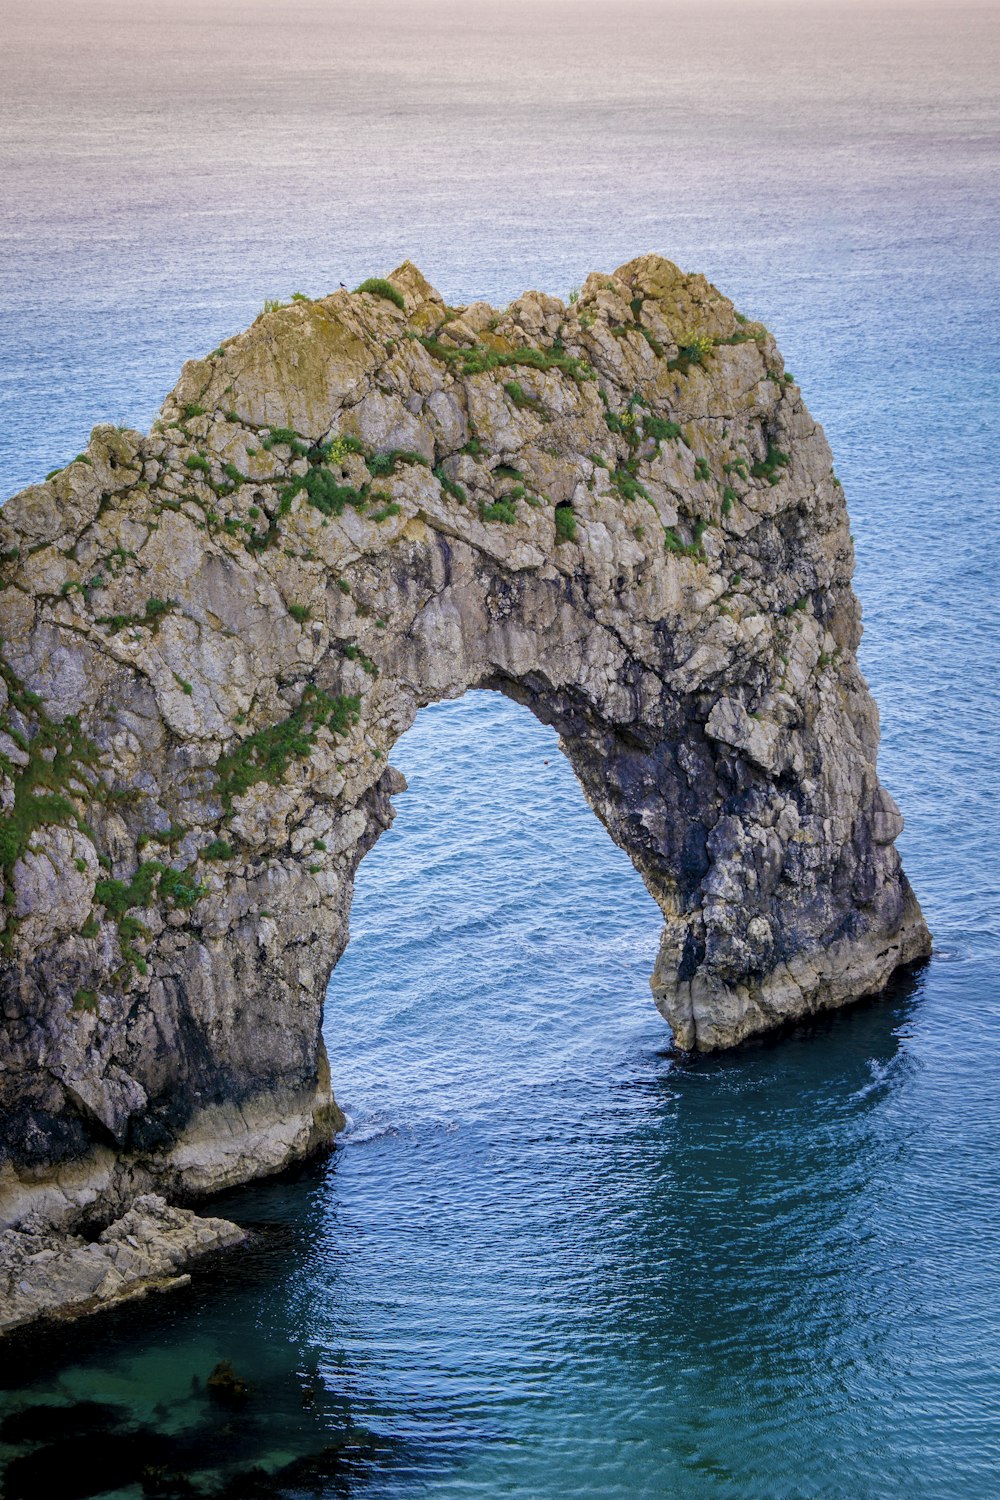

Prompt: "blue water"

[2,2,999,1495]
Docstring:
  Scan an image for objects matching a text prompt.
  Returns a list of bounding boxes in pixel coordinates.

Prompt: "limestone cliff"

[0,257,930,1245]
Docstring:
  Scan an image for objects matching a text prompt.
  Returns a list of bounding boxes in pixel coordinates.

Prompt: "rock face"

[0,256,930,1246]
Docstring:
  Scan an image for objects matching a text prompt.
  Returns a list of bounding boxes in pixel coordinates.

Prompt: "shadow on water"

[559,965,932,1490]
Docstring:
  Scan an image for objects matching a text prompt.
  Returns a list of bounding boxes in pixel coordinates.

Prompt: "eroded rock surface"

[0,256,930,1259]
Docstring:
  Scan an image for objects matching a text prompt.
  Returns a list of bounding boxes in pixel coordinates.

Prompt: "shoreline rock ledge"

[0,1193,245,1335]
[0,256,930,1327]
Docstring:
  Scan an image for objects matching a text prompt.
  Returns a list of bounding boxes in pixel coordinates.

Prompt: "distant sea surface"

[1,2,999,1496]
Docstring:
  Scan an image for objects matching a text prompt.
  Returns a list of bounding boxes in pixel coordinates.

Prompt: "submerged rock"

[2,1427,176,1499]
[207,1360,252,1407]
[0,1387,394,1500]
[0,1399,127,1443]
[0,256,930,1315]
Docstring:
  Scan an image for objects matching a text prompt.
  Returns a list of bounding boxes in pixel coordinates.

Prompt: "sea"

[0,1,998,1495]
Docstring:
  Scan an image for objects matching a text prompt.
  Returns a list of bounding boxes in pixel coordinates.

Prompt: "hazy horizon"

[3,0,998,488]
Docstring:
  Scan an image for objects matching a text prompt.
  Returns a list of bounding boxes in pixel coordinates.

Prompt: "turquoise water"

[2,2,999,1495]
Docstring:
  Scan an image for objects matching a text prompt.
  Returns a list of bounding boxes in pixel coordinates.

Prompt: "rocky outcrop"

[0,1194,245,1334]
[0,256,930,1269]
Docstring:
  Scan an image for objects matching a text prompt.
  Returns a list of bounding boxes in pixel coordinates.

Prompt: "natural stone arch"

[0,257,929,1231]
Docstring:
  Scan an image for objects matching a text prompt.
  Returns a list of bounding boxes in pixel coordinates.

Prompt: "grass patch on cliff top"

[419,335,593,384]
[355,278,406,311]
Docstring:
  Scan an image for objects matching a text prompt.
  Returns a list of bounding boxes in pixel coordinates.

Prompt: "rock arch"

[0,257,930,1229]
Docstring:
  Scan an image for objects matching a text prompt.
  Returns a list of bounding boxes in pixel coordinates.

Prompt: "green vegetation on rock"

[611,470,649,504]
[664,523,707,561]
[751,445,791,484]
[355,278,406,311]
[433,466,467,503]
[644,416,684,446]
[419,336,593,384]
[504,380,547,416]
[480,498,518,524]
[204,838,233,860]
[555,504,577,543]
[214,686,361,810]
[96,597,175,633]
[0,656,99,913]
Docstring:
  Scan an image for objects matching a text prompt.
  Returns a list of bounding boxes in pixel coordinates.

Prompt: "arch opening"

[322,689,666,1133]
